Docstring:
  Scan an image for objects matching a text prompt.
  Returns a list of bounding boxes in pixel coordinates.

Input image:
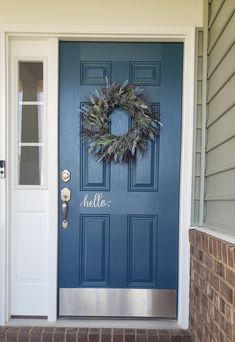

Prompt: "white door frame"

[0,25,196,329]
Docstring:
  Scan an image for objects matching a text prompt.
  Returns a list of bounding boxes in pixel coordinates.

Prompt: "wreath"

[82,79,161,162]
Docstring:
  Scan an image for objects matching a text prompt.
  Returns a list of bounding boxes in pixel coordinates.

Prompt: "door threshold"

[8,318,180,329]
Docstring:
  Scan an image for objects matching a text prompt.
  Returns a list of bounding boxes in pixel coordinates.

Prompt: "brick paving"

[0,327,191,342]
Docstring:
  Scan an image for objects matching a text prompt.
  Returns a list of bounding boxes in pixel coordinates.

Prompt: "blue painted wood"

[128,139,159,192]
[59,42,183,291]
[110,108,129,136]
[80,102,110,191]
[128,215,157,287]
[80,215,110,286]
[130,61,161,85]
[128,102,159,192]
[81,62,111,85]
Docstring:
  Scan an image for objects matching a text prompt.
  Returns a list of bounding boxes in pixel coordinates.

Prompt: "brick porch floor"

[0,327,192,342]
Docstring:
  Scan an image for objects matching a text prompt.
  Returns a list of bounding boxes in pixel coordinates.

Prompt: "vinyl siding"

[192,29,204,225]
[204,0,235,233]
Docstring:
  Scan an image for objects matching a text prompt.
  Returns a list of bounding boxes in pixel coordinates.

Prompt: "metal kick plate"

[59,288,176,318]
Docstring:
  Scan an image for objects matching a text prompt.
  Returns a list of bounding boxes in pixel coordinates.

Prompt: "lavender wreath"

[82,80,161,162]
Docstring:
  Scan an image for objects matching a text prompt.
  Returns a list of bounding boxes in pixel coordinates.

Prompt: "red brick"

[189,230,195,245]
[220,298,226,315]
[204,254,213,269]
[202,234,209,252]
[220,281,234,304]
[222,242,227,264]
[209,237,213,255]
[214,261,225,278]
[198,249,204,263]
[226,268,235,287]
[53,328,66,342]
[30,327,44,342]
[212,239,217,258]
[216,240,222,261]
[66,328,78,342]
[227,245,235,268]
[209,272,219,292]
[89,332,100,342]
[6,327,20,342]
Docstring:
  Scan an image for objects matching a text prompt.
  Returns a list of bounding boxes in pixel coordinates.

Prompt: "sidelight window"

[17,62,44,186]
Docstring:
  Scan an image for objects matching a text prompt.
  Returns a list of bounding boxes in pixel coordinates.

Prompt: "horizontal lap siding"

[208,0,235,51]
[207,75,235,126]
[208,13,235,77]
[207,106,235,150]
[209,0,225,26]
[206,169,235,200]
[206,138,235,176]
[205,201,235,234]
[205,0,235,232]
[207,44,235,101]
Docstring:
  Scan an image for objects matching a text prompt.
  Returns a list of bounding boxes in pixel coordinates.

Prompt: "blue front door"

[59,42,183,317]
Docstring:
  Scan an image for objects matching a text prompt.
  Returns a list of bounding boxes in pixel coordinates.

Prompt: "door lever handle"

[61,187,71,229]
[62,201,68,228]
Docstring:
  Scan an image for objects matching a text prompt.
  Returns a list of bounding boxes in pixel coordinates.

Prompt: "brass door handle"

[61,187,71,229]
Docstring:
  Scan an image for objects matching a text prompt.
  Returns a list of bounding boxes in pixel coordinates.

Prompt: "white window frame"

[13,56,48,190]
[0,25,196,329]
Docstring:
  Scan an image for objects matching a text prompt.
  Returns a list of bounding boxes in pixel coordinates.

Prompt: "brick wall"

[189,229,235,341]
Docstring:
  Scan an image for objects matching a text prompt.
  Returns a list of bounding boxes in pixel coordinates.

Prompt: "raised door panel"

[80,215,110,286]
[12,212,47,315]
[127,215,157,287]
[80,62,111,85]
[128,103,160,192]
[80,103,111,191]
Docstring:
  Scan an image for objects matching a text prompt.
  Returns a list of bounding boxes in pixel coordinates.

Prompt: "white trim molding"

[0,25,196,329]
[0,29,8,325]
[177,28,195,329]
[47,37,59,322]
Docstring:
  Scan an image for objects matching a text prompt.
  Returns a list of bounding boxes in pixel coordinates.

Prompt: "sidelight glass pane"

[19,146,43,185]
[20,105,43,143]
[19,62,43,102]
[17,61,44,186]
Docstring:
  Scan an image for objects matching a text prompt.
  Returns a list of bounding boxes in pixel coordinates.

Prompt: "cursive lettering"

[80,193,111,208]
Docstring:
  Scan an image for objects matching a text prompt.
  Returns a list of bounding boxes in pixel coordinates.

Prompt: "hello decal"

[80,193,111,208]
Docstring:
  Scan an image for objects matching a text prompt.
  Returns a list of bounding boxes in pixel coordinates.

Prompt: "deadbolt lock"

[61,169,71,183]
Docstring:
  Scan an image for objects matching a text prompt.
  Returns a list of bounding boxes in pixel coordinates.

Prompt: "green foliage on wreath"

[81,79,161,162]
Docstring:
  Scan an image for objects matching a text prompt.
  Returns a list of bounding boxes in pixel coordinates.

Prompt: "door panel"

[128,215,157,287]
[80,215,109,286]
[59,42,183,317]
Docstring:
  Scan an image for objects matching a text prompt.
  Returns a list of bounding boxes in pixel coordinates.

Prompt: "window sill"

[191,225,235,245]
